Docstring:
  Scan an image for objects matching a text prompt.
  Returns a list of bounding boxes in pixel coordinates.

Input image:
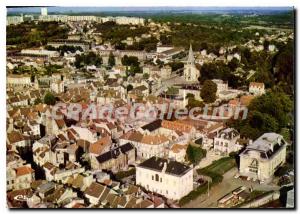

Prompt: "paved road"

[183,168,280,208]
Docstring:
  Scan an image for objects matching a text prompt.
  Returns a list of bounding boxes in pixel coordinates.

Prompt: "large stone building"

[90,143,135,172]
[7,74,32,87]
[184,44,200,82]
[239,133,287,182]
[119,131,170,160]
[136,157,193,200]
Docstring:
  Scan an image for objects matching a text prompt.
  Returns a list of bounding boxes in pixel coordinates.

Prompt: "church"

[184,44,200,82]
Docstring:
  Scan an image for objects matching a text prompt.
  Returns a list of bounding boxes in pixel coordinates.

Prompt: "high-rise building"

[41,7,48,16]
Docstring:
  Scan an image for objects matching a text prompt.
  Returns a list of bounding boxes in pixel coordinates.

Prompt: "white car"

[234,174,240,179]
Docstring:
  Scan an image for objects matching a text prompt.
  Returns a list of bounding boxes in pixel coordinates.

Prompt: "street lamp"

[207,176,212,198]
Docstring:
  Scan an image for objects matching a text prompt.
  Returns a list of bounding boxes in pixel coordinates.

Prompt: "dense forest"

[7,21,69,49]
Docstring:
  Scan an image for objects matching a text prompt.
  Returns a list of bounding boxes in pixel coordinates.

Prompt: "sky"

[7,6,293,15]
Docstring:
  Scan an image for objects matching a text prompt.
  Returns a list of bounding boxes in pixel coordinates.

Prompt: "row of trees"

[74,52,103,68]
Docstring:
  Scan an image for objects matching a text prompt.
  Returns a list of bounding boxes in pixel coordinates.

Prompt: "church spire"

[187,44,195,64]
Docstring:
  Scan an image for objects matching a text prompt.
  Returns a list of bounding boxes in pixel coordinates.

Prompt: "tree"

[186,144,207,165]
[108,52,116,67]
[44,92,56,105]
[168,61,184,71]
[121,55,139,67]
[200,80,217,103]
[34,97,42,105]
[186,97,204,110]
[236,91,293,139]
[166,86,179,96]
[127,84,133,92]
[186,93,195,99]
[143,73,149,79]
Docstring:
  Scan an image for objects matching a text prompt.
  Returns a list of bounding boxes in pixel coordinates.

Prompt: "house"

[44,187,75,205]
[7,131,31,151]
[136,157,193,200]
[89,136,112,157]
[10,165,35,190]
[213,128,241,155]
[239,133,287,182]
[168,143,188,162]
[91,143,135,172]
[119,131,170,159]
[37,182,56,199]
[67,172,94,192]
[249,82,265,96]
[160,65,172,79]
[43,161,85,182]
[212,79,228,96]
[84,182,108,205]
[161,120,196,139]
[130,85,149,97]
[51,80,64,93]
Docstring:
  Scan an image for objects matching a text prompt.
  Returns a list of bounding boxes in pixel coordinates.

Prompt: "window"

[160,178,162,182]
[152,175,154,180]
[155,174,159,182]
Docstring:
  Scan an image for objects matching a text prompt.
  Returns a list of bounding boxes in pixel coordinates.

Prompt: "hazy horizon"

[7,6,293,15]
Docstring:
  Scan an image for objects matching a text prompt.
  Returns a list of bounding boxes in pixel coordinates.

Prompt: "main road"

[183,168,280,208]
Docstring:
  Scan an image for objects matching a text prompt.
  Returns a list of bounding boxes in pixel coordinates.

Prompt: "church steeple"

[184,43,200,82]
[187,44,195,65]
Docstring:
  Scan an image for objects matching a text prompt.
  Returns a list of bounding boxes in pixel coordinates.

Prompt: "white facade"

[239,133,287,182]
[212,79,228,96]
[214,128,241,155]
[136,157,193,200]
[7,16,24,25]
[21,49,59,57]
[51,80,64,93]
[249,82,265,96]
[41,8,48,16]
[7,75,31,87]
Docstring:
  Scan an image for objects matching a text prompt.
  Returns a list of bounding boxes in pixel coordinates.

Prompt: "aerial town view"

[6,6,295,209]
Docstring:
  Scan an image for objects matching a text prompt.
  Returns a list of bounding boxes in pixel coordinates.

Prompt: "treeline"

[94,21,149,43]
[7,21,69,49]
[149,12,294,28]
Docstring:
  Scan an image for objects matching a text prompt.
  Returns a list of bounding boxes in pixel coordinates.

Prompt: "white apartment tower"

[41,7,48,16]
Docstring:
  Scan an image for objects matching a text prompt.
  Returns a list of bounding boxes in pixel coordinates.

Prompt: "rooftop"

[138,156,192,177]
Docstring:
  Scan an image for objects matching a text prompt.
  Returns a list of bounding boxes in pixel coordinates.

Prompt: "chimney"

[162,162,167,173]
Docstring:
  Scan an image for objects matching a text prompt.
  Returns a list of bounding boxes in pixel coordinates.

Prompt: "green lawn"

[179,157,237,206]
[200,157,237,175]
